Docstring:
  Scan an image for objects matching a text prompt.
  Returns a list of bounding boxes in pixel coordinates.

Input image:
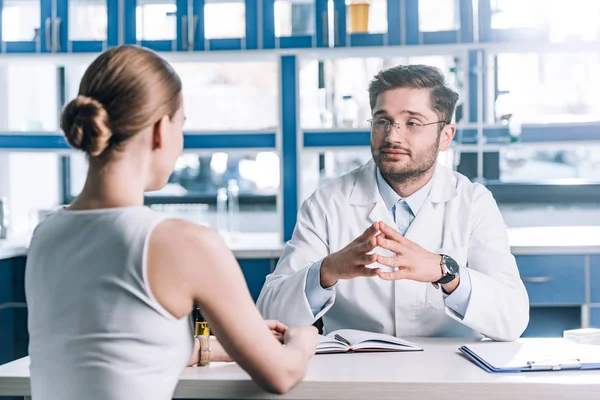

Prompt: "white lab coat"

[257,160,529,341]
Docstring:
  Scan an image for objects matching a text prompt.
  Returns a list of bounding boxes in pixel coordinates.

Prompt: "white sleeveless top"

[25,206,193,400]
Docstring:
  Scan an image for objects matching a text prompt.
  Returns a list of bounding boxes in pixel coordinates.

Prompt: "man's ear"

[438,124,456,151]
[152,115,170,151]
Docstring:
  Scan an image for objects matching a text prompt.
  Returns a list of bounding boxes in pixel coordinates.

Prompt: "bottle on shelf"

[216,188,228,233]
[338,95,358,128]
[226,179,240,235]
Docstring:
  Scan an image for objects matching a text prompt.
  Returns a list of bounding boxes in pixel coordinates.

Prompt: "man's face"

[370,87,455,184]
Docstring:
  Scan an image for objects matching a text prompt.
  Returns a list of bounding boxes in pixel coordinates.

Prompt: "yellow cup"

[348,2,370,34]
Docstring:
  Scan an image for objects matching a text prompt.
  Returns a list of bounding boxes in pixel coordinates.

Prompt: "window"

[1,0,40,41]
[418,0,459,32]
[69,0,108,41]
[66,151,280,203]
[0,64,58,131]
[499,145,600,183]
[172,62,279,131]
[136,0,177,41]
[3,153,60,234]
[204,0,245,39]
[494,52,600,124]
[491,0,600,42]
[274,0,315,37]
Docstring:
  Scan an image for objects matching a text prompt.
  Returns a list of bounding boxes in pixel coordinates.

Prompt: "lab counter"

[3,226,600,261]
[1,338,599,399]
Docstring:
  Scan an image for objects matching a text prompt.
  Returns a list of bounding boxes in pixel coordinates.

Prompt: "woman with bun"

[24,45,319,400]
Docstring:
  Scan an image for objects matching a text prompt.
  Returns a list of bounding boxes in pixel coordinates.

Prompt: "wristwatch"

[433,254,460,287]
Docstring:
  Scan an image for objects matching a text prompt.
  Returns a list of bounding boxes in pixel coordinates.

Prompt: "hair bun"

[61,95,112,157]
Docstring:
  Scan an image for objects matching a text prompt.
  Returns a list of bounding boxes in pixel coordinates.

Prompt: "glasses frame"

[367,118,448,133]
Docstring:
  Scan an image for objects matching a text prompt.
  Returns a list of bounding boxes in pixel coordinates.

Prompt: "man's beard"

[372,137,440,186]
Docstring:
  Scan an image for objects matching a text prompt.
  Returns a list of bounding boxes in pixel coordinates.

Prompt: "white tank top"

[25,206,193,400]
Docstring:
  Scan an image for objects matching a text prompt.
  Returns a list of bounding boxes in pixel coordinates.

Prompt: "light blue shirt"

[304,168,472,318]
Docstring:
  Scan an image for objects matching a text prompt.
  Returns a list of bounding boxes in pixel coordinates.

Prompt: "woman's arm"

[147,220,319,394]
[187,320,286,366]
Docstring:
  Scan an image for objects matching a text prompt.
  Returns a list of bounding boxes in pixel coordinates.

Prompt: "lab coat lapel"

[404,164,458,253]
[349,160,396,229]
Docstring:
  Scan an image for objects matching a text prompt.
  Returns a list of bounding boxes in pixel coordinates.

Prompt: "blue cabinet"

[0,0,49,52]
[0,308,14,365]
[0,0,116,53]
[59,0,118,52]
[0,256,28,366]
[591,307,600,328]
[262,0,327,49]
[590,256,600,304]
[237,258,275,302]
[515,255,586,306]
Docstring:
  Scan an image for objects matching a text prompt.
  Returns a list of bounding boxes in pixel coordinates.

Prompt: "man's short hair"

[368,65,459,124]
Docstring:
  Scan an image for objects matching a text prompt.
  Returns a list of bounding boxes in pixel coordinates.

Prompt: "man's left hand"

[374,222,459,293]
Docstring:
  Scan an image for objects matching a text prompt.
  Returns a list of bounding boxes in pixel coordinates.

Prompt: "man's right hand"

[319,222,382,288]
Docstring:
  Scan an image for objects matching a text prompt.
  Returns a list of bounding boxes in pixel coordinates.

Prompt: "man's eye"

[407,121,420,127]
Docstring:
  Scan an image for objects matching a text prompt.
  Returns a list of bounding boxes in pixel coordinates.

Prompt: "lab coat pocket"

[426,246,469,310]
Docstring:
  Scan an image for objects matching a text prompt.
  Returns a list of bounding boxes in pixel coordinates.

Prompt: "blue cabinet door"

[124,0,188,51]
[0,308,15,365]
[590,256,600,304]
[262,0,326,49]
[516,255,586,306]
[333,0,400,47]
[192,0,258,51]
[0,259,13,304]
[1,0,52,53]
[522,307,582,338]
[56,0,119,52]
[237,259,273,302]
[591,307,600,328]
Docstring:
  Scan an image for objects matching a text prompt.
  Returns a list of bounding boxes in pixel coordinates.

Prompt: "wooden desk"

[1,338,600,399]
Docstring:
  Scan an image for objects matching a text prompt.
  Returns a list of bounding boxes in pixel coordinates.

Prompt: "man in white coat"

[257,65,529,341]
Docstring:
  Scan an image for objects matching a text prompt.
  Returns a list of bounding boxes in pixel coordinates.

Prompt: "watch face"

[443,255,460,275]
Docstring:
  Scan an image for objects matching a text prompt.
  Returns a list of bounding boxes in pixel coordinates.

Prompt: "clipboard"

[459,338,600,373]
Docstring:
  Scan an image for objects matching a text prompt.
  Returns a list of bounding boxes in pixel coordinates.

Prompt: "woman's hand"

[266,320,288,343]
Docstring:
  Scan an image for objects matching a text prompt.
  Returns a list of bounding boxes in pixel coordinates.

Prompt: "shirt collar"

[376,168,434,217]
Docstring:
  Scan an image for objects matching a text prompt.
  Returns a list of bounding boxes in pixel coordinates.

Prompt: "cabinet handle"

[181,15,188,50]
[190,15,198,50]
[321,11,328,46]
[45,17,52,52]
[53,18,62,52]
[522,276,553,283]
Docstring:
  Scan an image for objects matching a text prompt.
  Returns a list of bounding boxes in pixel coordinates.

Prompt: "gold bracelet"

[196,335,210,367]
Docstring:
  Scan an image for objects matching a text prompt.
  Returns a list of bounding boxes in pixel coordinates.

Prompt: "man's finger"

[378,268,410,281]
[378,222,406,244]
[354,222,380,243]
[354,265,381,277]
[375,255,406,268]
[376,235,404,254]
[360,236,378,253]
[361,253,377,265]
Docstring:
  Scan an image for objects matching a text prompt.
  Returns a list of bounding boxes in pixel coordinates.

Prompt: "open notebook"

[317,329,422,354]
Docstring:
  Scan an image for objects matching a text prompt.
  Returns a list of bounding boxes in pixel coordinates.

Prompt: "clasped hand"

[320,221,444,287]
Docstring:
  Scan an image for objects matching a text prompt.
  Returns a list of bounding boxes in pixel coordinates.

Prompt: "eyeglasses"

[368,118,447,134]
